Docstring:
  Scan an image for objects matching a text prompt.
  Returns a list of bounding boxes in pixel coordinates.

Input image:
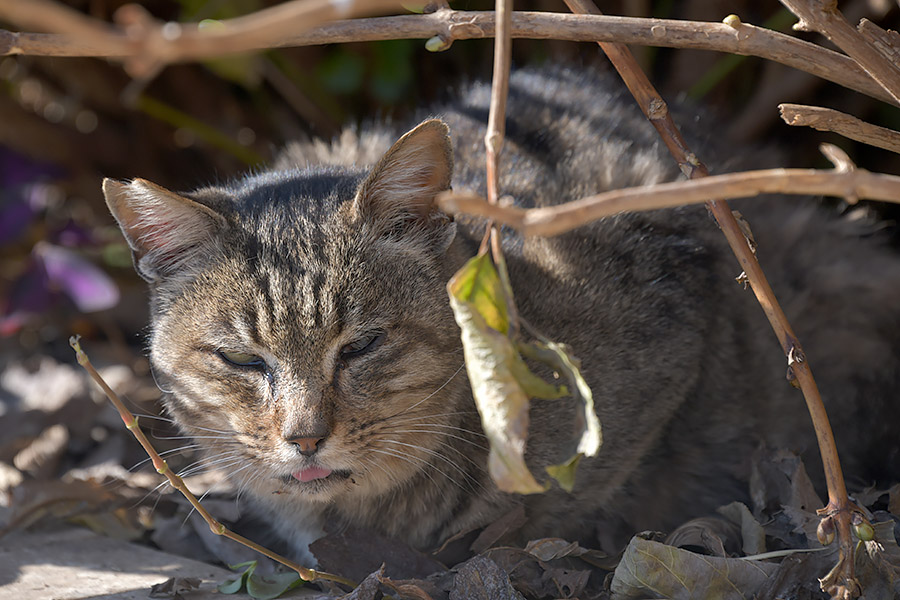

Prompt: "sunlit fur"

[106,68,900,559]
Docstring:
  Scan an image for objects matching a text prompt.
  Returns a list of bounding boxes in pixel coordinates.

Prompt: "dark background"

[1,0,899,420]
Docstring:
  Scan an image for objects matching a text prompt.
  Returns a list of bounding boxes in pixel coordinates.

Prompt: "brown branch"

[438,166,900,236]
[780,103,900,154]
[68,336,355,590]
[780,0,900,105]
[565,1,863,597]
[857,18,900,64]
[484,0,519,333]
[1,0,407,78]
[0,9,896,107]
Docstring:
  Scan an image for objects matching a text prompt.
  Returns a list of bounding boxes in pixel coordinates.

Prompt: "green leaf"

[246,572,304,600]
[544,453,582,493]
[449,252,545,494]
[218,561,255,595]
[450,252,509,334]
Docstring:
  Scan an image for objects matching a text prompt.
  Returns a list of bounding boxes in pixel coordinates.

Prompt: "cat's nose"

[287,436,323,456]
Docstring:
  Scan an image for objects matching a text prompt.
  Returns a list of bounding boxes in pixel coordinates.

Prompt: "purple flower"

[0,244,120,336]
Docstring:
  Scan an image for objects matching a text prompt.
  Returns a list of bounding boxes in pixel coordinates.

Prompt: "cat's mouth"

[280,467,351,488]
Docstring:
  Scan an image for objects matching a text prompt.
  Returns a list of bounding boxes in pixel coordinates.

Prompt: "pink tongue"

[293,467,333,483]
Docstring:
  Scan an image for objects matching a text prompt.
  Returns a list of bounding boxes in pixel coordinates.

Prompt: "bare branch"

[780,103,900,154]
[562,3,864,595]
[857,18,900,64]
[1,9,896,107]
[438,167,900,236]
[780,0,900,105]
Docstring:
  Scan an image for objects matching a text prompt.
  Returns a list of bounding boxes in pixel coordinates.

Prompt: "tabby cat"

[103,67,900,560]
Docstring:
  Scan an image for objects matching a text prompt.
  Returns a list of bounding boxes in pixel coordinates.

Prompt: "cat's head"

[104,120,475,504]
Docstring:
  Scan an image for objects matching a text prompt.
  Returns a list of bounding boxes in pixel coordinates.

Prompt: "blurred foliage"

[0,0,899,357]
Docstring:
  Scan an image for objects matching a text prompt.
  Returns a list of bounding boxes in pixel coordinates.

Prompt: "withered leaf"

[311,526,445,583]
[448,252,553,494]
[149,576,201,598]
[610,534,778,599]
[450,555,525,600]
[716,502,767,556]
[448,252,601,495]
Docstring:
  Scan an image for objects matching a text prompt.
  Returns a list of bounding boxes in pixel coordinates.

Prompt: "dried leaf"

[858,520,900,598]
[311,526,445,583]
[448,252,601,494]
[149,576,201,598]
[450,555,525,600]
[447,253,550,494]
[717,502,767,556]
[610,534,778,599]
[665,516,736,558]
[344,566,385,600]
[469,505,527,554]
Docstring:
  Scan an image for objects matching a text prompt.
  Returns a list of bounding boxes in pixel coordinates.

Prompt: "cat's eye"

[218,349,266,369]
[340,331,386,360]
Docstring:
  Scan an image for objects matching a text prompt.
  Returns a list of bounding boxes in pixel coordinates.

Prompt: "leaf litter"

[3,345,900,599]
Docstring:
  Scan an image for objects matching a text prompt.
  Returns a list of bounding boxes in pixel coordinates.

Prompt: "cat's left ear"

[354,119,455,251]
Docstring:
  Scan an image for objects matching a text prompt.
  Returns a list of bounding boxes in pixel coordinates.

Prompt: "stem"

[437,166,900,236]
[68,336,355,589]
[484,0,519,336]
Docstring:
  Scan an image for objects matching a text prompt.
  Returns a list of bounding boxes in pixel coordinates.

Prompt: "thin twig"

[438,165,900,236]
[780,0,900,105]
[484,0,519,335]
[68,336,355,589]
[780,103,900,154]
[0,9,896,107]
[1,0,406,78]
[563,1,863,597]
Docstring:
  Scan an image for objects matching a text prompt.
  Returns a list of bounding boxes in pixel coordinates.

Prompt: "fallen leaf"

[610,533,778,599]
[344,566,385,600]
[665,516,736,558]
[450,555,525,600]
[311,526,446,583]
[149,576,200,598]
[469,505,527,554]
[858,520,900,599]
[717,502,767,556]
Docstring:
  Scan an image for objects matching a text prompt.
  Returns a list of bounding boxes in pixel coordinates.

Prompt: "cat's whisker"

[128,444,202,472]
[177,452,245,478]
[389,363,466,419]
[367,448,444,490]
[376,439,482,492]
[384,420,487,438]
[384,429,489,453]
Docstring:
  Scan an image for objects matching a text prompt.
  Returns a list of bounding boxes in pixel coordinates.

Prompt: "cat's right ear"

[102,178,226,282]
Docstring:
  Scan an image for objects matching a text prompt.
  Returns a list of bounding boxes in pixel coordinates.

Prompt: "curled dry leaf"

[610,534,778,600]
[447,251,601,494]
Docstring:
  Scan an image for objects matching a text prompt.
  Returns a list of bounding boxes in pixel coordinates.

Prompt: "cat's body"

[104,67,900,559]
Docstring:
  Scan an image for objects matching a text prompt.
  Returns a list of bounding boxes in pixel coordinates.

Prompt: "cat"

[103,66,900,560]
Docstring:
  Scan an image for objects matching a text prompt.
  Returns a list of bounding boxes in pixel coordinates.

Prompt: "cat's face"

[105,121,474,504]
